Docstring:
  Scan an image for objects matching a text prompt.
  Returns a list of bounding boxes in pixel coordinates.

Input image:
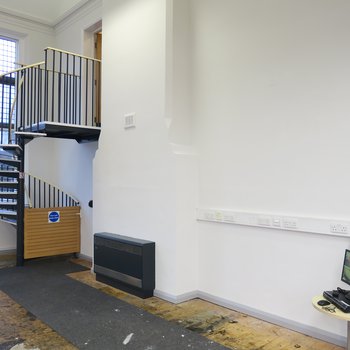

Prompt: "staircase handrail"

[0,61,79,79]
[45,47,101,63]
[0,61,45,78]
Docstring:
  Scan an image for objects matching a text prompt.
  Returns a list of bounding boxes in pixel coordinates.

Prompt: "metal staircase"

[0,145,21,225]
[0,47,101,265]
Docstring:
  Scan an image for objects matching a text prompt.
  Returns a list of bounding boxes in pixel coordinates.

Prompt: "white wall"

[95,0,176,293]
[54,139,97,257]
[97,0,350,341]
[166,0,199,297]
[191,0,350,342]
[94,0,199,296]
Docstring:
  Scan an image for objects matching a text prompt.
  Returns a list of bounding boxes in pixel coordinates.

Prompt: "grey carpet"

[0,258,229,350]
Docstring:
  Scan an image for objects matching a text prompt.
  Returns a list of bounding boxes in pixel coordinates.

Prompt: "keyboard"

[323,290,350,313]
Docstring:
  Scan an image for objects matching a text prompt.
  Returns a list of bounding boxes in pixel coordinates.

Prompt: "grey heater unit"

[94,232,155,298]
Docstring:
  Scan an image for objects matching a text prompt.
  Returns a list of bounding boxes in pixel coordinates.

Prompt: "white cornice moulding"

[0,0,101,36]
[0,6,52,27]
[52,0,90,27]
[0,0,90,27]
[0,6,52,26]
[0,10,53,35]
[54,0,102,34]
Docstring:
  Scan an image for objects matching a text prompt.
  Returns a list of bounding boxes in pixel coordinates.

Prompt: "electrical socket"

[223,214,235,223]
[204,212,215,221]
[257,216,271,226]
[214,211,223,221]
[283,218,298,229]
[124,113,135,129]
[330,223,349,234]
[272,217,281,227]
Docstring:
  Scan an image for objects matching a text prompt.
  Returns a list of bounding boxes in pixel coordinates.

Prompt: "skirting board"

[154,289,199,304]
[154,289,346,347]
[77,253,92,262]
[0,248,16,255]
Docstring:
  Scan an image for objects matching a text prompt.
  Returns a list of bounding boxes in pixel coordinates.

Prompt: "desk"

[312,295,350,349]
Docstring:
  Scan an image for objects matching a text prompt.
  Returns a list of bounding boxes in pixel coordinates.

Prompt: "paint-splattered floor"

[0,256,343,350]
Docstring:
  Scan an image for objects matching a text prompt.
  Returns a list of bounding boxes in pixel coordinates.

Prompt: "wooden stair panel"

[24,206,81,259]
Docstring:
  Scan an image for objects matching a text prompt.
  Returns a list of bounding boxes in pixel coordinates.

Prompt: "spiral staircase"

[0,47,101,265]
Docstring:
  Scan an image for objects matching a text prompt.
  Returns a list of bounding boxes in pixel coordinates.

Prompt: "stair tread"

[0,161,19,171]
[0,158,20,162]
[0,144,22,150]
[0,145,22,157]
[15,131,47,137]
[0,210,17,215]
[0,218,17,225]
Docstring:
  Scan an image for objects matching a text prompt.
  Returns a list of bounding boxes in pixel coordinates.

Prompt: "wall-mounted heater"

[94,232,155,298]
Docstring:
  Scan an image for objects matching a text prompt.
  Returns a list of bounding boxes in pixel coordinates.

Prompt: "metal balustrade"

[0,47,101,143]
[25,173,80,209]
[43,47,101,127]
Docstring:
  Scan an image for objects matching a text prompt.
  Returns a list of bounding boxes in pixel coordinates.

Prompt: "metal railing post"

[16,138,25,266]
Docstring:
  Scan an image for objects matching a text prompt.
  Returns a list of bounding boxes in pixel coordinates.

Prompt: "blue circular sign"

[48,211,60,223]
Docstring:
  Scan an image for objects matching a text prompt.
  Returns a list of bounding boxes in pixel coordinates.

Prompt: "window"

[0,36,17,74]
[0,36,17,135]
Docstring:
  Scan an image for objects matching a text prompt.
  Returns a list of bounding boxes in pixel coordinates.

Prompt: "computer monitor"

[341,249,350,285]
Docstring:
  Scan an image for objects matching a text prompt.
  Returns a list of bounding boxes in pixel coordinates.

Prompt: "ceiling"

[0,0,90,26]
